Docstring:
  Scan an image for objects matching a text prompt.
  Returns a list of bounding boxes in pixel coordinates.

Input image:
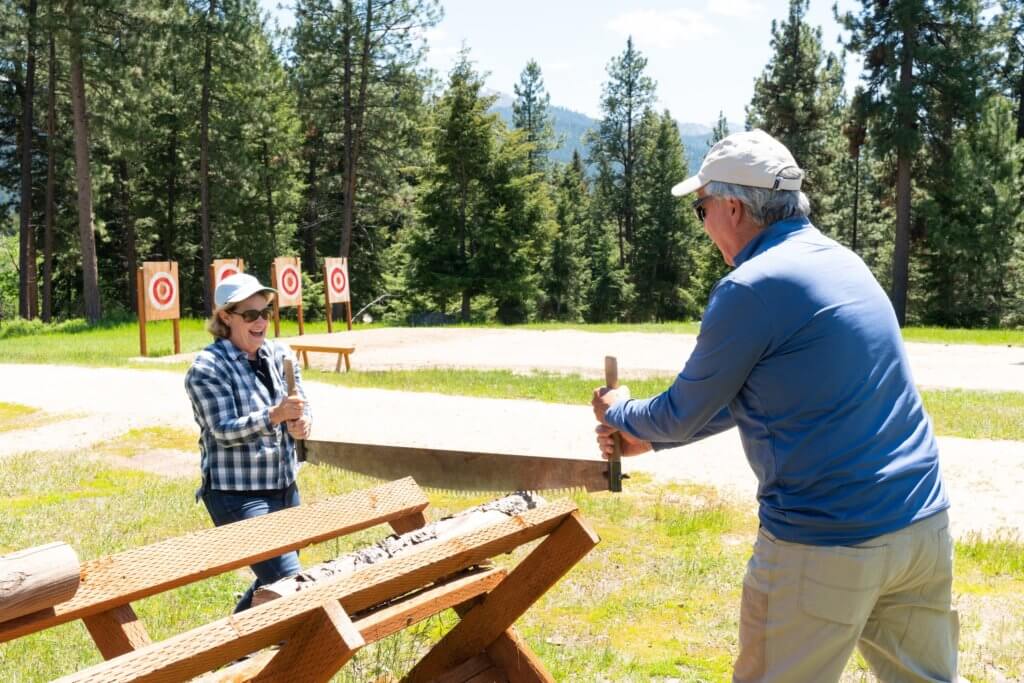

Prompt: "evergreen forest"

[2,0,1024,329]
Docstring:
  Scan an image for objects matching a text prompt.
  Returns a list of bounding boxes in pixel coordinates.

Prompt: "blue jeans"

[202,482,302,613]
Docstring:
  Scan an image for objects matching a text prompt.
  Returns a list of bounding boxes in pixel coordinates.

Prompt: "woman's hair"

[206,291,275,339]
[703,168,810,227]
[206,306,233,339]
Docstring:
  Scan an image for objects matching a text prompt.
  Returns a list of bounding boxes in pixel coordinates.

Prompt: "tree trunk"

[42,27,56,322]
[262,139,277,255]
[199,0,216,315]
[891,28,915,327]
[1017,67,1024,142]
[165,115,177,260]
[19,0,39,320]
[117,158,137,313]
[67,0,102,322]
[301,140,319,273]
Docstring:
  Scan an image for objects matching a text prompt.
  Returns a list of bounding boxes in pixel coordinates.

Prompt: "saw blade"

[303,439,614,492]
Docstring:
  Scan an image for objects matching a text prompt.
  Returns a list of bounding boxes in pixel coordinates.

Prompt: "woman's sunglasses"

[692,196,712,223]
[231,306,273,322]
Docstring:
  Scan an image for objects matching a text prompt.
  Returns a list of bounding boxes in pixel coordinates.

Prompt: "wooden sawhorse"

[1,477,598,682]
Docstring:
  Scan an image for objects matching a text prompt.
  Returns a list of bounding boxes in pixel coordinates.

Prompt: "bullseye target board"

[209,258,245,306]
[323,257,352,332]
[271,256,304,336]
[324,258,351,303]
[136,261,181,356]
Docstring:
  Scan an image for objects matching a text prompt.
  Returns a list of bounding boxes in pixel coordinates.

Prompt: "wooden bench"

[284,332,356,372]
[2,477,598,682]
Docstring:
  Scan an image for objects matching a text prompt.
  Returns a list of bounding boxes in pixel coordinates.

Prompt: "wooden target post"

[323,257,352,333]
[136,261,181,357]
[271,256,304,337]
[208,258,245,308]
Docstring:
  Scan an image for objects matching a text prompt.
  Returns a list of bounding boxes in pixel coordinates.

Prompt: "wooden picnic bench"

[0,477,598,682]
[284,332,356,372]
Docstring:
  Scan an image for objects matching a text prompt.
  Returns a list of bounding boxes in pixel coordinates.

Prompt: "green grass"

[0,319,1020,370]
[0,317,336,366]
[0,402,41,433]
[1,451,1021,681]
[308,368,1024,443]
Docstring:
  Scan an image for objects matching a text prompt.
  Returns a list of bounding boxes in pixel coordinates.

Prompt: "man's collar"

[733,216,811,267]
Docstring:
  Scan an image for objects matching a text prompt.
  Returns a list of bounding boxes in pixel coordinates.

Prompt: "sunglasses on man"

[692,196,712,223]
[231,306,273,322]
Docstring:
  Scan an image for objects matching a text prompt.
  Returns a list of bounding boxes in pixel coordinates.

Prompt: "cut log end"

[0,542,80,624]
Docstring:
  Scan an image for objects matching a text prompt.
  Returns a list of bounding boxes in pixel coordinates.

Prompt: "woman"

[184,272,311,612]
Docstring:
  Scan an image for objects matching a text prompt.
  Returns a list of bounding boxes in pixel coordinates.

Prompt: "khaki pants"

[734,511,958,683]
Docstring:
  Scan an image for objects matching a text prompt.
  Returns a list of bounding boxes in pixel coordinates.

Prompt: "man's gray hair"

[704,168,810,227]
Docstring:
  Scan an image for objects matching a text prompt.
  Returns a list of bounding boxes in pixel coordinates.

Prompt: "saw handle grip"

[604,355,623,492]
[283,359,306,462]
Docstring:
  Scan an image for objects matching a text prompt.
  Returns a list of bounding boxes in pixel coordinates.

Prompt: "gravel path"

[3,331,1022,540]
[263,327,1024,391]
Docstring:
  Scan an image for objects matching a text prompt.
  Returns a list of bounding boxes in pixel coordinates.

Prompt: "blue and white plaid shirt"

[185,337,310,492]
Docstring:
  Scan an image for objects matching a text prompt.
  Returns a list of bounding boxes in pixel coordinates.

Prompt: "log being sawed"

[251,492,546,606]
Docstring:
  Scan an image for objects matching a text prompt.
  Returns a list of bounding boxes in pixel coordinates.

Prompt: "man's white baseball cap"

[214,273,276,308]
[671,129,804,197]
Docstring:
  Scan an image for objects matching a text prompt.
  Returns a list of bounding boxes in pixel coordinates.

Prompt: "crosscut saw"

[283,357,626,493]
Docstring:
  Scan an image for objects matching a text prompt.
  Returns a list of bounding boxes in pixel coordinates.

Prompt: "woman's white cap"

[214,273,276,308]
[671,129,804,197]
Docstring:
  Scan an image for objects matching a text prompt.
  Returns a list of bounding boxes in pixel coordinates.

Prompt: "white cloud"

[707,0,761,19]
[606,9,717,50]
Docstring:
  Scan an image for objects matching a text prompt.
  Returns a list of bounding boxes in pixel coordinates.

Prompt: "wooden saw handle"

[604,355,623,492]
[283,358,306,462]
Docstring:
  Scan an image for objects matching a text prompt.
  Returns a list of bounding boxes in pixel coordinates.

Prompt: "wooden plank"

[433,654,493,683]
[56,502,575,683]
[465,667,508,683]
[82,605,152,659]
[253,601,363,683]
[197,568,506,683]
[389,511,429,535]
[0,542,80,623]
[487,628,553,683]
[405,511,598,682]
[0,478,428,642]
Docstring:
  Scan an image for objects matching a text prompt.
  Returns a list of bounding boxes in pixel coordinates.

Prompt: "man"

[592,130,958,682]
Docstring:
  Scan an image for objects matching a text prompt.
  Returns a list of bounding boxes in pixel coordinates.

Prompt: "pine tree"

[407,49,496,321]
[512,59,556,174]
[839,0,991,325]
[632,110,701,321]
[588,36,656,268]
[746,0,846,234]
[918,95,1024,326]
[543,150,590,320]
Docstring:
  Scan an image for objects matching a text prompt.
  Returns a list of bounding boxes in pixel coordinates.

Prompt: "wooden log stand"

[0,477,598,682]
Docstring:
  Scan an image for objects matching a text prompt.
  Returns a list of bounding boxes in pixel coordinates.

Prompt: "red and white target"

[280,266,300,296]
[149,272,177,311]
[216,264,239,282]
[325,258,350,303]
[141,261,180,321]
[273,257,303,307]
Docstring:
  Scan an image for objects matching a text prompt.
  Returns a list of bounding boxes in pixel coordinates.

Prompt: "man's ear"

[727,198,743,226]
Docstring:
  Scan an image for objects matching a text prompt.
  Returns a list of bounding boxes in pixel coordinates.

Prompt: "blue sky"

[261,0,860,127]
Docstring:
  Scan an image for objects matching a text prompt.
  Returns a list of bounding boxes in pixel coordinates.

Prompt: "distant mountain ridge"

[488,91,741,174]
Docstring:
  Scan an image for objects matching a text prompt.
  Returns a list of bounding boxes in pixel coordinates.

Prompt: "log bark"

[0,542,80,623]
[252,493,545,607]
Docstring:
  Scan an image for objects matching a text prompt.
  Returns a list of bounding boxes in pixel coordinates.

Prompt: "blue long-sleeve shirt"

[605,217,948,545]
